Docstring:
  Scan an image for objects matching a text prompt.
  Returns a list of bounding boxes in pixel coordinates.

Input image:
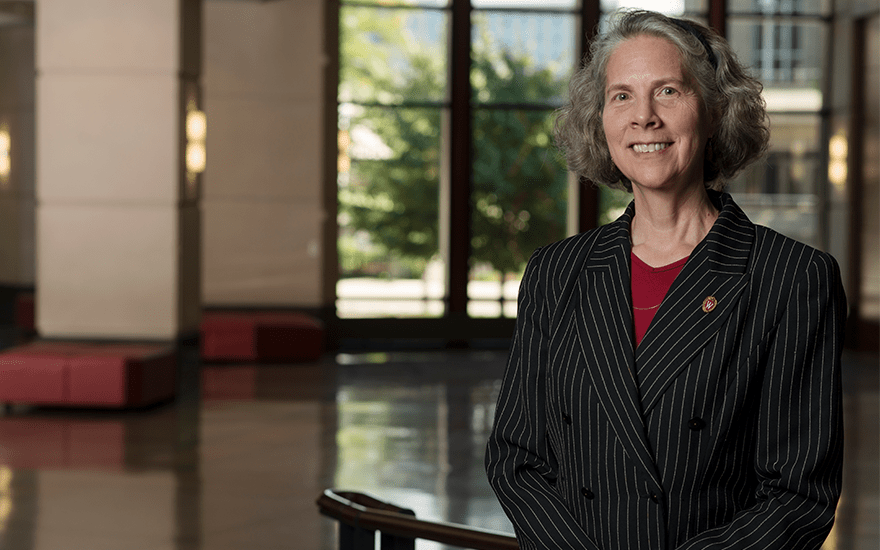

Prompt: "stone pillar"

[35,0,201,340]
[202,0,330,309]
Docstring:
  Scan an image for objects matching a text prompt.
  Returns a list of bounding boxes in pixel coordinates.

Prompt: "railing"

[317,489,519,550]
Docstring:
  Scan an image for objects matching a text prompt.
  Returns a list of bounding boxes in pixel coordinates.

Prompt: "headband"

[670,18,718,71]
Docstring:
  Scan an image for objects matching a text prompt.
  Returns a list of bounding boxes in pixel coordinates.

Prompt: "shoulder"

[527,222,619,275]
[751,224,840,278]
[715,192,841,281]
[748,225,844,315]
[520,222,622,302]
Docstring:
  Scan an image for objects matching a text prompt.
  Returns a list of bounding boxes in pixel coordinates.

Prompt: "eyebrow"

[605,77,688,95]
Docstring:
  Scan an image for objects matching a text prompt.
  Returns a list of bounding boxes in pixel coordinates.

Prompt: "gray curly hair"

[554,10,769,192]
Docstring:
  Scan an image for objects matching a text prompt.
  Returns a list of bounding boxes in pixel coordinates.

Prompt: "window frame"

[332,0,838,345]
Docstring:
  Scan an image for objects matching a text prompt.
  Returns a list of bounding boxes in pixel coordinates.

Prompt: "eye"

[613,92,629,101]
[660,87,677,96]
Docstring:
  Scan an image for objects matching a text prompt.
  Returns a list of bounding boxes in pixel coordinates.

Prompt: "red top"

[631,252,688,347]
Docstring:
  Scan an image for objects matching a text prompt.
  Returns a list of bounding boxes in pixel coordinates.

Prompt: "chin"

[629,177,680,191]
[627,170,704,194]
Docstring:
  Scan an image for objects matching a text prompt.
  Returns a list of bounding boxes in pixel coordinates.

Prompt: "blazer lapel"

[635,193,755,414]
[573,204,664,492]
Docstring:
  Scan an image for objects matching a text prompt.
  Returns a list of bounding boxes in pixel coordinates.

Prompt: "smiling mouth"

[631,143,671,153]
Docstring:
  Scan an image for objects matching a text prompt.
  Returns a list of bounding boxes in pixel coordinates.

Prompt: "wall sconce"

[186,104,206,183]
[0,125,10,187]
[828,129,847,189]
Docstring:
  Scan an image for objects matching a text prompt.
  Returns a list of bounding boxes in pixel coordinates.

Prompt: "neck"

[629,183,718,267]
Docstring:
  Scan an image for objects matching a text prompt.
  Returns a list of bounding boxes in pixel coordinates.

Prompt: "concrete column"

[202,0,329,309]
[35,0,201,340]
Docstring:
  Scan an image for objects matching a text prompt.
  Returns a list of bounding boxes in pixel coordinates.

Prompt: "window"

[728,0,829,249]
[337,2,450,319]
[336,0,833,332]
[337,0,590,320]
[467,3,577,317]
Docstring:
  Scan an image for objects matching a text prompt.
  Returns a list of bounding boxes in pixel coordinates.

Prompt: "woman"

[485,10,846,550]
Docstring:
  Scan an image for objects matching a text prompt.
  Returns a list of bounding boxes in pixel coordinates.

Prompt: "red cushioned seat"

[67,344,176,406]
[0,352,67,404]
[200,311,325,362]
[0,342,176,408]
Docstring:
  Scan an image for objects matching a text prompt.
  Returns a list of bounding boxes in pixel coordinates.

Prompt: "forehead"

[605,35,685,85]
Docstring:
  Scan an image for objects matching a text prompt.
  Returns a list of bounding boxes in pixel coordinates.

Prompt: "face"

[602,35,712,194]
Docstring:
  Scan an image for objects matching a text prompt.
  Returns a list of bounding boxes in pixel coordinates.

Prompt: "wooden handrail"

[317,489,519,550]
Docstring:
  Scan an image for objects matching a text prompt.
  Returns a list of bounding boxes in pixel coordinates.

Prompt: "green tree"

[470,36,569,274]
[339,7,569,278]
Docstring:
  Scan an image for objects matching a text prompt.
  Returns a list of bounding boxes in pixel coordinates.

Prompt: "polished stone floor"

[0,346,875,550]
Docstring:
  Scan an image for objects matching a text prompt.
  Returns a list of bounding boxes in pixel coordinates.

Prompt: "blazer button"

[562,413,572,425]
[688,417,706,431]
[650,493,660,504]
[581,487,595,500]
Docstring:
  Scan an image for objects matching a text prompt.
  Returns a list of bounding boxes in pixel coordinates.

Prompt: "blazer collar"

[635,192,754,412]
[588,190,754,271]
[572,191,754,490]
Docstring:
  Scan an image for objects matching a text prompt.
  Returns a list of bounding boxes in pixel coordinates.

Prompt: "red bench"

[200,311,325,362]
[0,342,176,408]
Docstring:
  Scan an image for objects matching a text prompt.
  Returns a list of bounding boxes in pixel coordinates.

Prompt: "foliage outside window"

[338,2,576,318]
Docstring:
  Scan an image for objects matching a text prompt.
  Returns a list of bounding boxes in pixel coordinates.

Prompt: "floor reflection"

[332,352,513,548]
[0,347,873,549]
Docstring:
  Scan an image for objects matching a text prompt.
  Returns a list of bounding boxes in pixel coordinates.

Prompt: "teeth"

[632,143,670,153]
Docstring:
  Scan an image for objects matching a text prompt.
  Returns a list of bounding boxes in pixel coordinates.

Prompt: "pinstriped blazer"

[486,192,846,550]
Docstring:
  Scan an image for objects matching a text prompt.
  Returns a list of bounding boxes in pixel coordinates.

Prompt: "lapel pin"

[702,296,718,313]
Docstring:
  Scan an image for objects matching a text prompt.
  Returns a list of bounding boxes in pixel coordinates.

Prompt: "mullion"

[448,0,472,317]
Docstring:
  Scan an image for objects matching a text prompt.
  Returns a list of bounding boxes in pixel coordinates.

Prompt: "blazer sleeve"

[485,250,601,550]
[677,251,846,550]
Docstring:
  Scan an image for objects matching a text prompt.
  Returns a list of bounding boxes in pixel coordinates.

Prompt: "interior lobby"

[0,0,875,549]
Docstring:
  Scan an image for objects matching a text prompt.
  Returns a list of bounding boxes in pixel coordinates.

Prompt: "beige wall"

[0,23,35,288]
[202,0,330,308]
[35,0,201,339]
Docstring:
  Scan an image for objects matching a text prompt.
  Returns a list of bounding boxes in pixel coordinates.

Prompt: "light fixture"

[186,103,206,179]
[0,125,10,186]
[828,129,847,188]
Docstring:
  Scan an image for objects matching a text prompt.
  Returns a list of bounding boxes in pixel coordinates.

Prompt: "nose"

[633,98,660,128]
